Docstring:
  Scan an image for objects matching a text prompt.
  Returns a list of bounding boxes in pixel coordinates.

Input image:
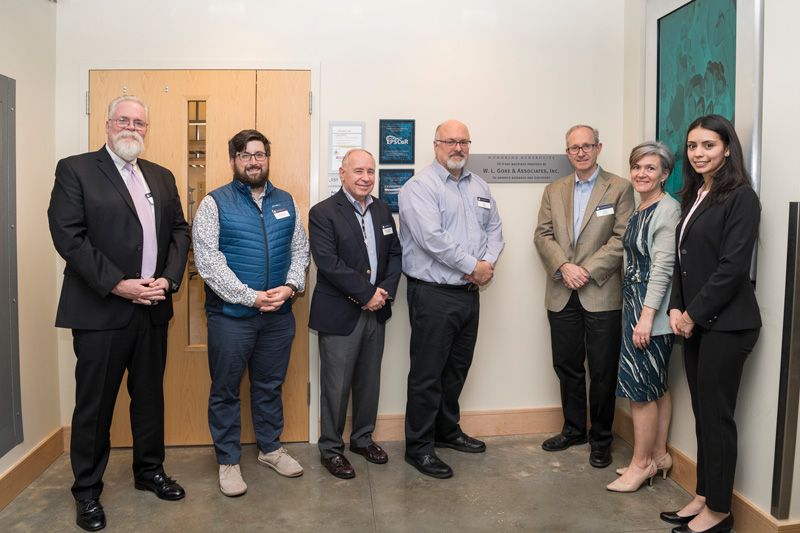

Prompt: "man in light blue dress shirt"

[398,120,505,478]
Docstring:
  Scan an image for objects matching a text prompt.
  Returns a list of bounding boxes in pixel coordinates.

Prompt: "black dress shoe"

[349,442,388,464]
[322,454,356,478]
[589,444,612,468]
[134,473,186,500]
[660,510,699,525]
[435,434,486,453]
[404,453,453,479]
[542,433,588,451]
[76,499,105,531]
[671,513,733,533]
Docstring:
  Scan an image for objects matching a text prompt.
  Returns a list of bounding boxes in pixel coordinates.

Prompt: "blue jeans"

[207,310,295,465]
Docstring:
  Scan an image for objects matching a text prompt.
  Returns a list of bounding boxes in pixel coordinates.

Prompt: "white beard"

[446,157,467,172]
[110,130,145,161]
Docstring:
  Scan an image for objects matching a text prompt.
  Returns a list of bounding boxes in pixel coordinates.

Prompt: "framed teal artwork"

[644,0,763,199]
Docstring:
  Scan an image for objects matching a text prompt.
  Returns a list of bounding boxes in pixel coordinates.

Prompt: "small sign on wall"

[467,154,573,183]
[379,119,415,164]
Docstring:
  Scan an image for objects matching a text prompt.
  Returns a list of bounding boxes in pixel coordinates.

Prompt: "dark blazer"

[48,146,190,330]
[308,189,402,335]
[669,186,761,331]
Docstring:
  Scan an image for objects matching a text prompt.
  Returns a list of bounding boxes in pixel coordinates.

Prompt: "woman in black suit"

[660,115,761,533]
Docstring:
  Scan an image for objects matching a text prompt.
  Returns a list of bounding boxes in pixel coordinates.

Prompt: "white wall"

[759,0,800,519]
[0,0,61,476]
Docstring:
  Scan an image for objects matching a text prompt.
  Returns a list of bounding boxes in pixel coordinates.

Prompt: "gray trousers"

[318,311,385,458]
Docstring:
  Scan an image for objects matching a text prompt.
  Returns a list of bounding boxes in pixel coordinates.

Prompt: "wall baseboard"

[613,406,800,533]
[0,427,66,511]
[336,406,565,444]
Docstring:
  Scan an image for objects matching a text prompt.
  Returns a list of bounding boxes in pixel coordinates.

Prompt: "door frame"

[73,61,322,443]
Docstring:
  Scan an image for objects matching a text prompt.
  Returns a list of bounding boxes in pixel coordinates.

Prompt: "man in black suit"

[308,149,402,478]
[48,95,190,531]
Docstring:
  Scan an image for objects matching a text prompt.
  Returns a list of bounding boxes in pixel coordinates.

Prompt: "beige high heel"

[616,452,672,478]
[606,460,657,493]
[654,452,672,479]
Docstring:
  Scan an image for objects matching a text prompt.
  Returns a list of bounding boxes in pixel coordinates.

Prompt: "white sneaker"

[258,447,304,477]
[219,464,247,496]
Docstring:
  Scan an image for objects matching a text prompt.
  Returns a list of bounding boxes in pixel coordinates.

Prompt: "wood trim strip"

[0,427,66,511]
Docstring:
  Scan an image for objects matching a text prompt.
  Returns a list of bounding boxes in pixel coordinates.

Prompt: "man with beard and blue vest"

[193,129,310,497]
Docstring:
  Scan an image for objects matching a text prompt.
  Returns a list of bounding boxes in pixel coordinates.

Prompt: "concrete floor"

[0,434,699,532]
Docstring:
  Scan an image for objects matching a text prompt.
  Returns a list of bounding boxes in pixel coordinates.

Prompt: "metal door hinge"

[85,91,90,114]
[309,91,312,115]
[307,382,311,405]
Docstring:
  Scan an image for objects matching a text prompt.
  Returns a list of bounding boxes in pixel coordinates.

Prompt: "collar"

[341,187,373,214]
[432,158,471,183]
[105,144,137,174]
[232,176,274,200]
[574,164,600,186]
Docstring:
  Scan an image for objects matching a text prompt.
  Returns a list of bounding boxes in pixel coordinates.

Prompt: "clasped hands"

[463,260,494,286]
[253,286,295,312]
[669,309,695,338]
[112,277,169,306]
[362,287,390,311]
[560,262,590,290]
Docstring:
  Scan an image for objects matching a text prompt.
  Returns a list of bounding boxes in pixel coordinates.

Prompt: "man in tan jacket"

[534,124,634,468]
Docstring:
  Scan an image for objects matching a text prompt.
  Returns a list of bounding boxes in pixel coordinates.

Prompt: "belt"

[406,276,479,291]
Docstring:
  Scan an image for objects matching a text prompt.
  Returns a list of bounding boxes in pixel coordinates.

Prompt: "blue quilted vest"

[204,179,295,317]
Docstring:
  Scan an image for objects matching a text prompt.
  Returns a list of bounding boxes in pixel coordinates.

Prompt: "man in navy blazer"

[308,149,402,478]
[48,96,189,531]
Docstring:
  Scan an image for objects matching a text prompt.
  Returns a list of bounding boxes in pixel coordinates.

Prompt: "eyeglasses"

[112,117,148,131]
[235,152,268,162]
[435,140,472,148]
[567,144,597,155]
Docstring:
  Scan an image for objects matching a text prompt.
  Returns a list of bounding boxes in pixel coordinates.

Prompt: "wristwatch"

[286,283,297,298]
[166,278,180,293]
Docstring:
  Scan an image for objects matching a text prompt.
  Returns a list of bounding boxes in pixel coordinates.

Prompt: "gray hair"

[628,140,675,174]
[341,148,374,169]
[108,95,149,121]
[565,124,600,146]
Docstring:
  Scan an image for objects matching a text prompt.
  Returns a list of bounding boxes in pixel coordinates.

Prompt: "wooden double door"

[88,69,311,446]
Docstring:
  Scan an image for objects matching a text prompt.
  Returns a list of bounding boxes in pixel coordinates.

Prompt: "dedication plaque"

[467,154,573,183]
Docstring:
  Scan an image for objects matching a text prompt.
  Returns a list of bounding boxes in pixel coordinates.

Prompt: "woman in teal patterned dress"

[607,141,680,493]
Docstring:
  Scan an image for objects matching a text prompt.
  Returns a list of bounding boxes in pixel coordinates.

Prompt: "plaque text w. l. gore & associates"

[467,154,573,183]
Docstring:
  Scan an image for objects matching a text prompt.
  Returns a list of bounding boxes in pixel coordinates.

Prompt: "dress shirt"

[679,185,709,254]
[341,187,377,285]
[573,164,600,245]
[193,184,310,306]
[398,159,504,285]
[106,144,154,217]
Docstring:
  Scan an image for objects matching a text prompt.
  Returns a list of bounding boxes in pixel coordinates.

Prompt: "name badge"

[273,207,290,219]
[596,204,614,217]
[477,196,491,209]
[146,192,154,205]
[382,224,393,236]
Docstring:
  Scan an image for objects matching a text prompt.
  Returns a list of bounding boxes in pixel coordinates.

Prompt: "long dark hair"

[678,114,753,212]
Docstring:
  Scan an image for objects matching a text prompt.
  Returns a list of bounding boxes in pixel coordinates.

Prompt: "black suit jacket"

[308,189,402,335]
[48,146,190,330]
[669,186,761,331]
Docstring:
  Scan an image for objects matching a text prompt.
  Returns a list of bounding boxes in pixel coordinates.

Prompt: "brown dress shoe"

[321,454,355,479]
[349,442,388,464]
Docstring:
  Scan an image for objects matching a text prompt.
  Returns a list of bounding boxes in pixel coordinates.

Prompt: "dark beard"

[233,164,269,190]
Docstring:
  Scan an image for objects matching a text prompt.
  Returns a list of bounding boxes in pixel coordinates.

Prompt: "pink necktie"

[124,163,157,278]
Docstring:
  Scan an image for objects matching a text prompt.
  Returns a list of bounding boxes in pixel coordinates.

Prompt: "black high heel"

[660,510,698,525]
[671,513,733,533]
